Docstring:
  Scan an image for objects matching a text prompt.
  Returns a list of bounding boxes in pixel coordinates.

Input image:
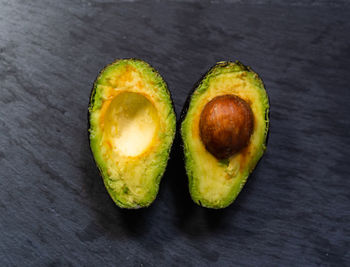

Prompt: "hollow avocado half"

[181,61,269,209]
[89,59,176,208]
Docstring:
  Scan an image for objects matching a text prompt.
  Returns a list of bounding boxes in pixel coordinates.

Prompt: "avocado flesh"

[89,59,176,208]
[181,61,269,209]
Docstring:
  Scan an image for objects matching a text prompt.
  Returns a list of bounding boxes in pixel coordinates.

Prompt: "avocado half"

[181,61,269,209]
[89,59,176,208]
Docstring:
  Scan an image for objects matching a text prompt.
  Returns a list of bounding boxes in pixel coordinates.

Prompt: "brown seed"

[199,95,254,159]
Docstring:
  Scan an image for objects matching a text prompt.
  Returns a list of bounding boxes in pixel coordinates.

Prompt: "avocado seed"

[199,95,254,159]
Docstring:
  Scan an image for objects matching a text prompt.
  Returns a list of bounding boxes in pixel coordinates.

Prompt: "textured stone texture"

[0,0,349,266]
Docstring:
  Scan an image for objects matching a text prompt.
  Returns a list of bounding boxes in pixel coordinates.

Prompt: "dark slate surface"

[0,0,349,266]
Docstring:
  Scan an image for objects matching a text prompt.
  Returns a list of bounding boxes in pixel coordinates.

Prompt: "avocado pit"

[199,95,254,159]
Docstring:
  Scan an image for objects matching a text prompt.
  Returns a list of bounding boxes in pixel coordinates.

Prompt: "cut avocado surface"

[181,61,269,209]
[89,59,176,208]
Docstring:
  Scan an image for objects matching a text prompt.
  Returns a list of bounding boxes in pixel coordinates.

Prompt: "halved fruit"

[181,61,269,209]
[89,59,176,208]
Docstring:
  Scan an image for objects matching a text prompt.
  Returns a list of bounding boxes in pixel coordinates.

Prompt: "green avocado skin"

[180,61,270,209]
[88,58,176,209]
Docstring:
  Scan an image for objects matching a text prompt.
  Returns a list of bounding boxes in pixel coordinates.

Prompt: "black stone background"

[0,0,349,266]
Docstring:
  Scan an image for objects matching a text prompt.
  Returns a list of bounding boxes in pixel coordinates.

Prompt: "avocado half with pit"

[89,59,176,208]
[181,61,269,209]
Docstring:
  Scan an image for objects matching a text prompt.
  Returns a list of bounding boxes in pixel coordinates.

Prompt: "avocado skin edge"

[87,58,177,209]
[180,61,270,209]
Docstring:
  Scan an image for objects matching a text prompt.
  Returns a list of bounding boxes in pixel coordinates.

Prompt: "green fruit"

[89,59,176,208]
[181,61,269,209]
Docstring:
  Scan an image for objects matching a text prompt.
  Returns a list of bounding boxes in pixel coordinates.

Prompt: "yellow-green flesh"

[181,62,269,208]
[89,59,176,208]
